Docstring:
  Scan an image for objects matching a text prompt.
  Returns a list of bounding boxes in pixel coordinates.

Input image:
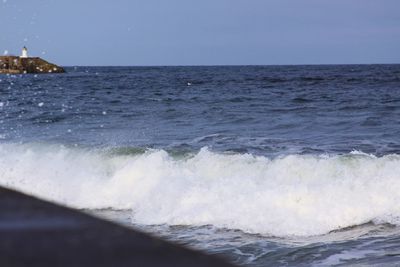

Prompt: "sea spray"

[1,143,400,236]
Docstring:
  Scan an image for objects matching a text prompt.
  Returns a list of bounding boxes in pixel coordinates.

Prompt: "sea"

[1,64,400,266]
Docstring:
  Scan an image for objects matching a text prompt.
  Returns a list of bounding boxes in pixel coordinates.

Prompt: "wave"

[1,143,400,237]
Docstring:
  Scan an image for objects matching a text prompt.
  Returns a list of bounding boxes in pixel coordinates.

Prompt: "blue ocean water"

[1,65,400,266]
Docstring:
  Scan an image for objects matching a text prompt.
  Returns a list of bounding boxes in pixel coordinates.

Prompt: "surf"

[1,142,400,237]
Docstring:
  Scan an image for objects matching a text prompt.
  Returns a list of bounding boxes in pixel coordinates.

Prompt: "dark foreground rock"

[0,187,236,267]
[0,56,65,74]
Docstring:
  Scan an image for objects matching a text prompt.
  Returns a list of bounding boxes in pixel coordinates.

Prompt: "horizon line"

[61,63,400,68]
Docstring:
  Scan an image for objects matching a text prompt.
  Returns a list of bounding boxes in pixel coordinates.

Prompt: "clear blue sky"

[1,0,399,66]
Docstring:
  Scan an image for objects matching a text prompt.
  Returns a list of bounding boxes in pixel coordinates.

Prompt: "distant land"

[0,47,64,74]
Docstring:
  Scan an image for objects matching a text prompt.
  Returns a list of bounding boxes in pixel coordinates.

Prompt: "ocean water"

[1,65,400,266]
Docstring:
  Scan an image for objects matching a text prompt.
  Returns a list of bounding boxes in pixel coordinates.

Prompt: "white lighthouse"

[21,46,28,58]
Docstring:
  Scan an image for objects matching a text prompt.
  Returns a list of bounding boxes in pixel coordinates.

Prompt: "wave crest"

[1,143,400,236]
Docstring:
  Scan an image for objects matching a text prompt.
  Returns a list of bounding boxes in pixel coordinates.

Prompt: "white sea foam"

[1,143,400,236]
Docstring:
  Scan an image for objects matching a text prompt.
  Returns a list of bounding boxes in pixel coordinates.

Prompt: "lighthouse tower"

[21,46,28,58]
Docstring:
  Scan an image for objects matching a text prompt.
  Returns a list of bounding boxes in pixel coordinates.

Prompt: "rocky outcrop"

[0,56,65,74]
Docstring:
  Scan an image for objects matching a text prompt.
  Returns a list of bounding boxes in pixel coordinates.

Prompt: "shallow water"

[1,65,400,266]
[91,209,400,266]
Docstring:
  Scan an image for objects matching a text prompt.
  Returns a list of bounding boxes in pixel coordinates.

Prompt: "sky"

[0,0,399,66]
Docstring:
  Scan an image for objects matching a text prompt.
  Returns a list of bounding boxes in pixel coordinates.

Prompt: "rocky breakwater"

[0,56,65,74]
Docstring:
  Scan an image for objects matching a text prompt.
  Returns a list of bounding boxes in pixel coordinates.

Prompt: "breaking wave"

[1,143,400,236]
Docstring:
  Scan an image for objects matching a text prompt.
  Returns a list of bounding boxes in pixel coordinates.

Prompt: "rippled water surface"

[1,65,400,266]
